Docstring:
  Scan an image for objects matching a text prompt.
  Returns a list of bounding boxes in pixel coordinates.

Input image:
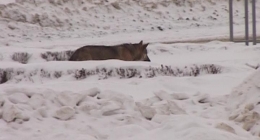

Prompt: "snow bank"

[0,85,258,140]
[226,70,260,137]
[0,87,152,140]
[122,115,253,140]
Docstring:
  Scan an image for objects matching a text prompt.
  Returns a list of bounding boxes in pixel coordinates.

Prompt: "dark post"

[252,0,257,45]
[245,0,249,46]
[229,0,234,41]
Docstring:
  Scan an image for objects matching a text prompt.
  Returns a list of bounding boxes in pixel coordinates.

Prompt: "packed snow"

[0,0,260,140]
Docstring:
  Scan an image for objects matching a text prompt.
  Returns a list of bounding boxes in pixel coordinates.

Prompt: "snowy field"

[0,0,260,140]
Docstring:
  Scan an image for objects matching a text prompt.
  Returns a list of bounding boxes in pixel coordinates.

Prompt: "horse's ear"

[139,40,143,45]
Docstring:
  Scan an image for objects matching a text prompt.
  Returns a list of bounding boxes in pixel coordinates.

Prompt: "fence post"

[229,0,234,41]
[245,0,249,46]
[252,0,257,45]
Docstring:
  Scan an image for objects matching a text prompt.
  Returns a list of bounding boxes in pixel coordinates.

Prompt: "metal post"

[229,0,234,41]
[252,0,257,45]
[245,0,249,46]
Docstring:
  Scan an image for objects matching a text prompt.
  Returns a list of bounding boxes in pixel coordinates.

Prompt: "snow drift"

[226,70,260,137]
[1,69,260,140]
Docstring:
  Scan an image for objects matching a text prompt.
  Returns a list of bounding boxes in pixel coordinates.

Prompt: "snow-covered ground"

[1,0,260,46]
[0,0,260,140]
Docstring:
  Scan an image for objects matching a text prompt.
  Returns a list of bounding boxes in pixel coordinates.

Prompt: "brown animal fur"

[69,40,150,62]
